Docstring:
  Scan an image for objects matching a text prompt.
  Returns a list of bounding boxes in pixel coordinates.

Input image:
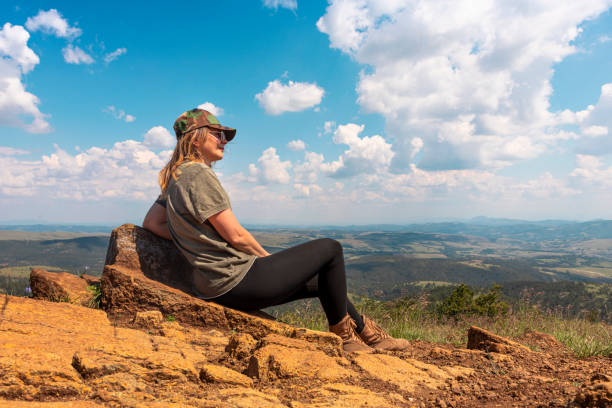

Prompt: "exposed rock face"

[30,268,100,307]
[2,295,611,407]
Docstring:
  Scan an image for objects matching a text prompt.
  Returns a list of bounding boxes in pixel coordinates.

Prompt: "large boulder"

[100,224,342,348]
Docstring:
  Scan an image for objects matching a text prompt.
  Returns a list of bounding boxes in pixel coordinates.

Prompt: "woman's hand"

[142,203,172,240]
[208,208,270,257]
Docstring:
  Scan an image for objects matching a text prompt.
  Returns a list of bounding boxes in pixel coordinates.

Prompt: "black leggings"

[213,238,364,329]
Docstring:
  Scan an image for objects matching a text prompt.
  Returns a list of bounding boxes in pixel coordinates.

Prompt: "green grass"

[271,297,612,358]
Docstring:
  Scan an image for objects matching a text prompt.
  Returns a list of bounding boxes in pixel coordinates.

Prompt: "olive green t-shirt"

[165,161,256,299]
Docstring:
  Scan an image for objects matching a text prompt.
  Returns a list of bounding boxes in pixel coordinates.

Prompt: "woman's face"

[196,129,227,164]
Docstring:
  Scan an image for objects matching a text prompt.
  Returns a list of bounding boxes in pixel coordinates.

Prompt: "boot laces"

[367,318,391,340]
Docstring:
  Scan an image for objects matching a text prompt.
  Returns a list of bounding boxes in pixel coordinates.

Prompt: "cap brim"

[207,124,236,142]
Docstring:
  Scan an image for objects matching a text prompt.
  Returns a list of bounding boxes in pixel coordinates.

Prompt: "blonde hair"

[158,127,209,193]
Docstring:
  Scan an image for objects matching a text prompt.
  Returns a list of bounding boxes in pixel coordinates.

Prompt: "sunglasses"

[208,129,227,143]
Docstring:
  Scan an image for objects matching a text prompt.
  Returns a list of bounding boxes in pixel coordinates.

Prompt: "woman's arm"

[142,202,172,240]
[208,208,270,257]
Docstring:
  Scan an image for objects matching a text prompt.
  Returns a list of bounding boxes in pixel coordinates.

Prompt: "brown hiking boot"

[329,314,372,353]
[358,315,411,351]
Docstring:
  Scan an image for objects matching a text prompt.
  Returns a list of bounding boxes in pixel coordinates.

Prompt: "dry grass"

[271,297,612,358]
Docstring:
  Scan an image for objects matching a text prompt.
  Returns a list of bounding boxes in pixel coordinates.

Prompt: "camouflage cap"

[173,108,236,141]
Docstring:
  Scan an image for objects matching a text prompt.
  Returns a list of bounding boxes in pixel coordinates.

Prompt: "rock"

[103,223,193,287]
[0,402,103,407]
[290,383,402,407]
[352,353,474,393]
[30,268,99,307]
[467,326,531,354]
[246,334,352,381]
[216,388,286,408]
[574,374,612,407]
[200,364,253,387]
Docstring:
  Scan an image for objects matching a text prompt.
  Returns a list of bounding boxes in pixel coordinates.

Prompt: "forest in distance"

[1,219,612,322]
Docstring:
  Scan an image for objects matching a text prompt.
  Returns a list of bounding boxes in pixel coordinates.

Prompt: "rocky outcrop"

[30,268,100,307]
[2,294,611,407]
[3,224,609,407]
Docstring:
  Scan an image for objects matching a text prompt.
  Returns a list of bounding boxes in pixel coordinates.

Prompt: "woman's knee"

[315,238,343,258]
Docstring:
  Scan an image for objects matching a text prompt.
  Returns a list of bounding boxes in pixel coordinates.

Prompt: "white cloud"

[25,9,81,39]
[574,83,612,155]
[263,0,298,11]
[0,23,50,133]
[324,121,336,134]
[0,139,172,200]
[317,0,612,172]
[294,151,324,183]
[248,147,292,184]
[598,35,612,43]
[570,154,612,189]
[0,147,29,156]
[294,183,323,198]
[144,126,175,149]
[321,123,394,177]
[582,125,608,137]
[103,106,136,123]
[103,47,127,63]
[62,44,94,64]
[197,102,224,116]
[255,80,324,115]
[287,139,306,151]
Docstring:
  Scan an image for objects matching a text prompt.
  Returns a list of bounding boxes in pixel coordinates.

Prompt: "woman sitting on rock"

[143,108,409,353]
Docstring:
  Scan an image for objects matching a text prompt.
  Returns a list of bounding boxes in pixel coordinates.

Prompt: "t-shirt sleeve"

[155,194,167,208]
[188,168,231,223]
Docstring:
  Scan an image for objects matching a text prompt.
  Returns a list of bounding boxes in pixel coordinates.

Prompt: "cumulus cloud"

[103,47,127,63]
[0,23,50,133]
[103,106,135,122]
[0,140,172,200]
[255,80,324,115]
[263,0,298,11]
[197,102,224,116]
[143,126,174,148]
[571,83,612,155]
[321,123,394,177]
[248,147,292,184]
[62,44,94,64]
[287,140,306,151]
[569,154,612,190]
[294,151,324,183]
[317,0,612,172]
[25,9,81,39]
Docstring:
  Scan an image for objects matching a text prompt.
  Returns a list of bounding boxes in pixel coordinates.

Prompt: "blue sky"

[1,0,612,225]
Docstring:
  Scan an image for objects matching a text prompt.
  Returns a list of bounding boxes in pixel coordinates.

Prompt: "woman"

[143,108,409,352]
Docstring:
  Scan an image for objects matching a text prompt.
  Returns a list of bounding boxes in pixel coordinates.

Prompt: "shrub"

[437,283,508,319]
